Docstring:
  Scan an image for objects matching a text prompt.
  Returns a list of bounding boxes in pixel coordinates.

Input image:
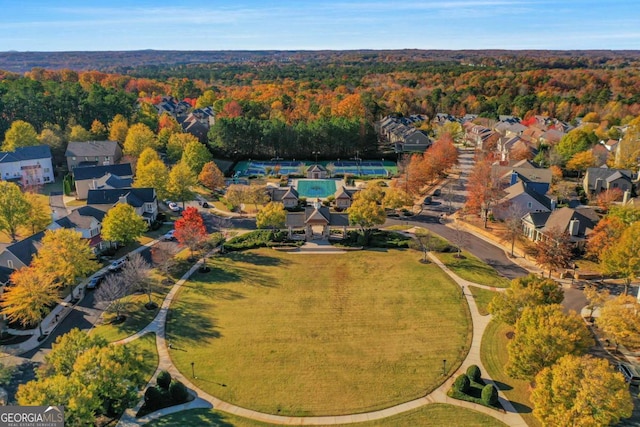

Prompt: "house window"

[527,202,532,208]
[90,228,99,237]
[613,183,619,188]
[95,157,99,162]
[44,168,50,173]
[7,260,13,269]
[72,157,76,161]
[44,176,50,182]
[146,203,154,212]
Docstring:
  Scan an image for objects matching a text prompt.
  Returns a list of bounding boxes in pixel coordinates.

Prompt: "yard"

[434,251,510,288]
[481,320,541,427]
[146,404,508,426]
[166,248,471,416]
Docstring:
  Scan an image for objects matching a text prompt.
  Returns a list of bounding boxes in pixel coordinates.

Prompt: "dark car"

[433,188,441,197]
[617,362,640,386]
[87,273,105,290]
[423,196,432,205]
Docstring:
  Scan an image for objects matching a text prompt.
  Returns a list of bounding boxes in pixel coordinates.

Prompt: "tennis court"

[234,159,396,177]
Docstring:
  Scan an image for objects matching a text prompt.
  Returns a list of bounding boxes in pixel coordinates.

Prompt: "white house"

[0,145,54,185]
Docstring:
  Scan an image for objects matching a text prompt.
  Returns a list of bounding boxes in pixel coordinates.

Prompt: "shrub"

[223,230,292,251]
[467,365,482,383]
[481,384,498,406]
[143,386,164,411]
[157,370,171,390]
[453,374,470,393]
[169,380,189,403]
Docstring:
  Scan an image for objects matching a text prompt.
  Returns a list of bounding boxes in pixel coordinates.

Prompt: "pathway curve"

[116,246,527,426]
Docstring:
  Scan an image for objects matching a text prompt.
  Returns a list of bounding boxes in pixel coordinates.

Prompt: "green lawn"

[146,404,508,426]
[435,251,510,288]
[167,249,471,416]
[468,286,498,316]
[126,332,159,387]
[481,320,541,427]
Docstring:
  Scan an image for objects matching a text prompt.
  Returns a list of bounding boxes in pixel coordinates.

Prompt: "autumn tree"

[16,328,145,425]
[121,252,154,308]
[181,140,213,175]
[435,121,464,145]
[123,123,159,158]
[95,274,132,322]
[67,124,91,142]
[555,127,598,163]
[198,161,225,192]
[225,184,252,212]
[101,204,148,246]
[488,274,564,326]
[174,207,208,259]
[256,202,286,230]
[2,120,39,151]
[532,354,632,427]
[167,161,197,208]
[24,192,52,234]
[614,116,640,170]
[587,216,625,261]
[134,158,169,200]
[566,150,596,176]
[599,221,640,295]
[465,156,502,225]
[502,203,526,257]
[507,304,593,380]
[151,242,179,284]
[1,267,58,337]
[38,127,65,161]
[347,187,386,244]
[90,120,108,139]
[534,228,574,277]
[32,228,98,299]
[0,181,30,241]
[597,295,640,348]
[383,186,412,210]
[596,188,623,211]
[166,132,199,161]
[584,284,610,319]
[108,114,129,144]
[410,228,436,262]
[136,147,161,169]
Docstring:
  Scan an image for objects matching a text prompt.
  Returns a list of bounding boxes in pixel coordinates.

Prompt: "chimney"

[569,219,580,236]
[624,190,630,204]
[510,171,518,186]
[550,198,557,211]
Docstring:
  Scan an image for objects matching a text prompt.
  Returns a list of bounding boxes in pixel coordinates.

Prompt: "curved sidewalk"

[117,249,527,427]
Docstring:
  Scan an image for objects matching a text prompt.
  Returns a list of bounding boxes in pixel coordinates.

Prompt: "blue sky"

[1,1,639,51]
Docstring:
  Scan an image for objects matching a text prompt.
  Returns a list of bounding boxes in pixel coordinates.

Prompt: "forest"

[1,50,640,160]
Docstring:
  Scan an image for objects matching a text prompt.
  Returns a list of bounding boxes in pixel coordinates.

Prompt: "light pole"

[312,151,319,165]
[191,361,195,378]
[572,263,578,285]
[442,359,447,376]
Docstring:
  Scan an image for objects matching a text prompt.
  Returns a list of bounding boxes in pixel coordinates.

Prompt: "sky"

[1,0,639,52]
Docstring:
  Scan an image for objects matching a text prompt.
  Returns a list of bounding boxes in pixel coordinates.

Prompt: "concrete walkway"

[116,242,528,426]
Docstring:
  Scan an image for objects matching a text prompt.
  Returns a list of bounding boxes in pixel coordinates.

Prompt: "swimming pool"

[295,179,338,198]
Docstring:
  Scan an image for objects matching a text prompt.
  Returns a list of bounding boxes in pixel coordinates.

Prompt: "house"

[464,122,496,150]
[334,186,356,210]
[307,164,328,179]
[496,161,553,196]
[72,163,133,200]
[376,115,432,153]
[582,167,633,196]
[267,186,299,209]
[0,145,54,185]
[285,204,349,240]
[48,206,112,253]
[522,206,598,245]
[86,188,158,224]
[496,136,537,162]
[0,231,44,271]
[540,128,565,146]
[492,181,553,221]
[65,141,122,171]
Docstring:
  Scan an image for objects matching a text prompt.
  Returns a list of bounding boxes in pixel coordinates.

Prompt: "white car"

[168,202,181,212]
[108,258,126,272]
[162,230,176,241]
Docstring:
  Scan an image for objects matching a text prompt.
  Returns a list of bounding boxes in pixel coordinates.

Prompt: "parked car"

[108,258,126,272]
[162,229,176,241]
[617,362,640,386]
[86,273,105,290]
[423,196,432,205]
[433,188,442,197]
[168,202,181,212]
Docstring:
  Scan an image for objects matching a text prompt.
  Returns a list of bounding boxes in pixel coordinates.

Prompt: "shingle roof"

[54,206,105,230]
[65,140,120,158]
[5,231,45,267]
[585,167,633,190]
[72,163,133,180]
[0,145,52,163]
[501,181,552,210]
[541,207,597,237]
[86,188,156,208]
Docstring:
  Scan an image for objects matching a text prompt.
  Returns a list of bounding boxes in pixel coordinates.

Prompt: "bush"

[466,365,482,383]
[481,384,498,406]
[143,386,164,411]
[157,370,171,390]
[223,230,292,251]
[169,380,189,403]
[453,374,470,393]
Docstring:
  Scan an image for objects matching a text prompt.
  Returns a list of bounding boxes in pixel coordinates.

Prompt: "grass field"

[127,332,159,386]
[167,249,471,416]
[468,286,498,316]
[146,404,508,426]
[435,251,510,288]
[481,320,541,427]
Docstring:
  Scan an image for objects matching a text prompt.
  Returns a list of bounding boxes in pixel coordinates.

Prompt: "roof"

[99,174,133,189]
[72,163,133,180]
[334,186,353,200]
[65,140,120,158]
[281,187,299,200]
[268,187,298,202]
[585,167,633,190]
[285,212,306,228]
[87,188,156,208]
[0,145,52,163]
[524,211,551,228]
[505,167,553,185]
[307,164,326,173]
[305,207,330,224]
[54,206,105,230]
[500,181,552,210]
[5,231,45,267]
[541,207,597,237]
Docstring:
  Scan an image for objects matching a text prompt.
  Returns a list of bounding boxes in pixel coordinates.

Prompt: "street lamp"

[191,361,195,378]
[442,359,447,376]
[312,151,320,164]
[572,263,578,285]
